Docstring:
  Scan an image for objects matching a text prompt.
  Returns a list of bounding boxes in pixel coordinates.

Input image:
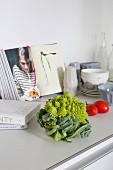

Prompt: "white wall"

[0,0,112,64]
[99,0,113,55]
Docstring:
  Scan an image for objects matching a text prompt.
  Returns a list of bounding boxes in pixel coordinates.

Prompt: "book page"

[0,83,4,100]
[3,47,40,101]
[30,43,64,96]
[0,51,12,100]
[0,50,19,100]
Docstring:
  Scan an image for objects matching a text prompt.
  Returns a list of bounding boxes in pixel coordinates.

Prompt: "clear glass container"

[108,44,113,82]
[96,32,108,71]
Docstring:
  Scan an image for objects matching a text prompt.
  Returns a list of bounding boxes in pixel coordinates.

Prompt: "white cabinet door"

[83,151,113,170]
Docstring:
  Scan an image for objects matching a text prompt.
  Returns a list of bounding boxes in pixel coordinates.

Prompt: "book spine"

[0,116,25,125]
[0,124,28,130]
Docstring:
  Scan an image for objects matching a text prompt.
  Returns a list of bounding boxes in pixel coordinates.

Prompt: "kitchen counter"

[0,93,113,170]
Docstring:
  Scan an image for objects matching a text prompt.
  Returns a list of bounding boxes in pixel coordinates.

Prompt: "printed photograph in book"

[4,47,40,101]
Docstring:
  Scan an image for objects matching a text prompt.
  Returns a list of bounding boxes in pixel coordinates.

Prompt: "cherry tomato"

[86,104,98,116]
[94,100,109,113]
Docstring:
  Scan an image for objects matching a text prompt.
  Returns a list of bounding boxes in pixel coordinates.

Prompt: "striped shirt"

[13,65,39,96]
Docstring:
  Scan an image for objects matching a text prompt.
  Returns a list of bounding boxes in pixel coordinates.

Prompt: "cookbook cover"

[0,100,41,125]
[1,47,40,101]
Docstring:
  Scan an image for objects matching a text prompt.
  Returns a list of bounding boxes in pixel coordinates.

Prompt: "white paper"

[30,43,64,96]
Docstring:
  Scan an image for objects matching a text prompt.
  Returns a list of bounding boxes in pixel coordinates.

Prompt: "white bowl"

[81,69,109,85]
[81,69,105,74]
[81,69,108,76]
[81,76,108,85]
[81,73,109,79]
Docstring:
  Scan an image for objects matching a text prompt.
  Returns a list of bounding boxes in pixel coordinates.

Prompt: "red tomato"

[94,100,109,113]
[86,104,98,116]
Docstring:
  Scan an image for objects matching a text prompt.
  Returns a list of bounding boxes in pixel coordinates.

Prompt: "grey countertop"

[0,93,113,170]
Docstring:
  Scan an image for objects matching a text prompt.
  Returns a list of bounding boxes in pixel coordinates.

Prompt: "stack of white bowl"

[81,69,109,85]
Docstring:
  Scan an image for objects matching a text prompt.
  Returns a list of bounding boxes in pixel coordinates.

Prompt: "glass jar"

[108,44,113,82]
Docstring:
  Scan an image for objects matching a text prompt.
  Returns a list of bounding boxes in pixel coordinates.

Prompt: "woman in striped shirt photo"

[12,47,40,100]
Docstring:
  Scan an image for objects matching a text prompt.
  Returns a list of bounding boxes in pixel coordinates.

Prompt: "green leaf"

[57,114,71,125]
[46,116,57,122]
[61,130,67,138]
[42,113,50,122]
[67,124,79,135]
[73,118,81,123]
[37,109,47,127]
[45,125,60,130]
[37,109,47,119]
[63,137,73,142]
[69,124,92,138]
[76,124,92,138]
[53,131,62,142]
[64,125,74,132]
[60,119,73,129]
[47,128,57,136]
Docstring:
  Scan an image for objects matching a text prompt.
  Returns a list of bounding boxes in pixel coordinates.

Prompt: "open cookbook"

[0,43,64,101]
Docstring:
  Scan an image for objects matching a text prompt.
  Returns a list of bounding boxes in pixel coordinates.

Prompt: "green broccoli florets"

[57,107,67,117]
[46,106,58,118]
[44,101,53,110]
[54,101,60,108]
[63,92,71,98]
[44,93,88,123]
